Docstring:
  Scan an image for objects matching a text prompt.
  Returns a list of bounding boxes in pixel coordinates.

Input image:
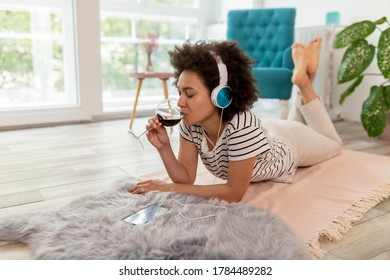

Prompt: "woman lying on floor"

[129,38,342,202]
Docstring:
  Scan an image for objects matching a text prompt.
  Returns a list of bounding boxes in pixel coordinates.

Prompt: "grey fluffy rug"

[0,176,310,259]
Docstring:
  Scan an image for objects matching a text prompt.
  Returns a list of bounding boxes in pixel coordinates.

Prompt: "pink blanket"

[143,150,390,258]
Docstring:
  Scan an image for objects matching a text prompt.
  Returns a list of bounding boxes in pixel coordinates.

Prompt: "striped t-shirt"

[179,110,295,183]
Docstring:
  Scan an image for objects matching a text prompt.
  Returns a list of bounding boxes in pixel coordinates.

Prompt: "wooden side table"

[128,72,175,129]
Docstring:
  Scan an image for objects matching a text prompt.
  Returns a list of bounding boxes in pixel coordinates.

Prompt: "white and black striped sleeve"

[178,121,193,143]
[227,112,270,161]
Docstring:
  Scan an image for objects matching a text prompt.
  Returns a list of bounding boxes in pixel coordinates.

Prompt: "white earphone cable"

[204,109,224,184]
[173,197,228,220]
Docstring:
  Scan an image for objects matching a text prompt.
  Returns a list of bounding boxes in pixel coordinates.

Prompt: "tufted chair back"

[227,8,296,115]
[228,8,295,68]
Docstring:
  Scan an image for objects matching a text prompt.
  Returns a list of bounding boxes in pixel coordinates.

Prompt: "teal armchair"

[227,8,296,118]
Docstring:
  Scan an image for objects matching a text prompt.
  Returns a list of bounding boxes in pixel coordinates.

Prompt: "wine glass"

[128,98,181,150]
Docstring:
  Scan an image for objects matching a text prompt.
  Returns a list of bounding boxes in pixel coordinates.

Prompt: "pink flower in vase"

[140,33,159,55]
[139,33,159,73]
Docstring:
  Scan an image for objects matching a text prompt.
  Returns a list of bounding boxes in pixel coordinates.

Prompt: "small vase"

[145,52,154,73]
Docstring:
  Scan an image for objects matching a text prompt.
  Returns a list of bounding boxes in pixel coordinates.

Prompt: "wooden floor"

[0,116,390,260]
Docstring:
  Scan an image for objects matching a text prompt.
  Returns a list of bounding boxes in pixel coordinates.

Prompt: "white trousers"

[263,95,343,167]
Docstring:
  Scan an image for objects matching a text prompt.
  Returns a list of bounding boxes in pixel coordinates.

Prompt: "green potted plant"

[333,16,390,138]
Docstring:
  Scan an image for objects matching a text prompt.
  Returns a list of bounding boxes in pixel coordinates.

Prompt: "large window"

[0,0,205,128]
[100,0,200,112]
[0,0,77,110]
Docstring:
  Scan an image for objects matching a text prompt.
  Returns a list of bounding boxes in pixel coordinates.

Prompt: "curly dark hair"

[169,40,259,121]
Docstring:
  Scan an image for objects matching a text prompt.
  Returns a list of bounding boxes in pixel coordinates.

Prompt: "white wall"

[205,0,255,39]
[213,0,256,24]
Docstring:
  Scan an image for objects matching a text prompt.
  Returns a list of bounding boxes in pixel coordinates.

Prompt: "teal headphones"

[209,52,233,108]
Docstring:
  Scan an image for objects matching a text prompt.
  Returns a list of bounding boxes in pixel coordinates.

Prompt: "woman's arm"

[144,117,198,184]
[130,156,256,202]
[158,136,198,184]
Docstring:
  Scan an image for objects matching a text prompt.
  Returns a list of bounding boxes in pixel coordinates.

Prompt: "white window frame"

[99,0,204,115]
[0,0,211,129]
[0,0,101,129]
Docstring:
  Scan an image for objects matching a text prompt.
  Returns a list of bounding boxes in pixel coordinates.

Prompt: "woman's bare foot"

[307,37,322,82]
[291,37,322,87]
[291,43,311,89]
[291,39,320,104]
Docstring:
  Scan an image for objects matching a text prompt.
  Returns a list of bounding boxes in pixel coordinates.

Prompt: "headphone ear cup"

[211,85,233,108]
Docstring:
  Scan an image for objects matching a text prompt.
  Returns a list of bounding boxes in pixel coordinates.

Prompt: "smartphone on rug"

[122,204,168,225]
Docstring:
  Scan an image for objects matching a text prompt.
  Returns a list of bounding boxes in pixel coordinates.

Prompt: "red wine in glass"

[157,114,182,127]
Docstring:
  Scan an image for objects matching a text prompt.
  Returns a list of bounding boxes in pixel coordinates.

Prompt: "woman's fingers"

[148,116,160,128]
[129,187,145,195]
[128,181,150,195]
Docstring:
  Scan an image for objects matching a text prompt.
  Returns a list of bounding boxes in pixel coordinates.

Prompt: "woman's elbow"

[172,174,195,185]
[228,195,243,203]
[226,189,246,202]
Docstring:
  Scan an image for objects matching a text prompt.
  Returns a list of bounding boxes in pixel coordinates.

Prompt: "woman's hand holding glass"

[145,116,170,149]
[128,98,181,151]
